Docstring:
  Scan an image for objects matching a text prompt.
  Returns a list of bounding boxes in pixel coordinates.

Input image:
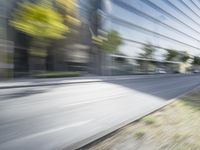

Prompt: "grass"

[142,116,156,125]
[33,71,80,78]
[81,89,200,150]
[134,130,145,139]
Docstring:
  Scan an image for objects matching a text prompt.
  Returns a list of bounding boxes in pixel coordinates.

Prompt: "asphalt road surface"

[0,75,200,150]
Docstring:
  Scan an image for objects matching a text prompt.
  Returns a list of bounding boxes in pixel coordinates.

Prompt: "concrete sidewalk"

[0,74,193,89]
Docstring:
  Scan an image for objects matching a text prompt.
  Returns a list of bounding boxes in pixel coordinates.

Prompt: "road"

[0,75,200,150]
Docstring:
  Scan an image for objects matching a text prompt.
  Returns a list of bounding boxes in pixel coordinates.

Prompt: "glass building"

[0,0,198,78]
[0,0,14,79]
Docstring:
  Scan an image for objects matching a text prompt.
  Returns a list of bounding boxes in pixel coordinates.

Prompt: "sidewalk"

[0,73,192,89]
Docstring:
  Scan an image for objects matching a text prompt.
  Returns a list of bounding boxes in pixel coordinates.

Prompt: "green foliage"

[143,116,156,125]
[29,47,47,57]
[55,0,81,27]
[33,71,80,78]
[92,35,104,45]
[93,31,122,53]
[180,51,190,63]
[193,56,200,65]
[139,43,156,59]
[10,2,69,39]
[134,130,145,139]
[165,50,190,63]
[101,31,122,53]
[165,49,178,61]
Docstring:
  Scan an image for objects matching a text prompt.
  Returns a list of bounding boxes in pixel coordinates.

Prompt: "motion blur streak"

[1,0,200,150]
[1,0,200,77]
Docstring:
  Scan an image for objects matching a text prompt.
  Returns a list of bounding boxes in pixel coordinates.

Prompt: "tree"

[101,31,123,53]
[138,43,157,72]
[11,2,68,40]
[92,30,123,53]
[10,1,68,72]
[165,49,178,61]
[55,0,80,28]
[139,43,156,59]
[46,0,81,71]
[91,30,122,75]
[193,56,200,65]
[180,51,190,63]
[165,50,190,63]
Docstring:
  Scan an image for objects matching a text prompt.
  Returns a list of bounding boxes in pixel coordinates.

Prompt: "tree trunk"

[28,39,48,76]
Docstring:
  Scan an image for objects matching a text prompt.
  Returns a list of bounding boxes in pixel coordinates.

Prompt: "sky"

[102,0,200,59]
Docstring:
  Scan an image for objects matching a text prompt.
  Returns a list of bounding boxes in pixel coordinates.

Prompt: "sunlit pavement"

[0,75,200,150]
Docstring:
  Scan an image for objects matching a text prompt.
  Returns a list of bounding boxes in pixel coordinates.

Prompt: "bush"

[33,71,80,78]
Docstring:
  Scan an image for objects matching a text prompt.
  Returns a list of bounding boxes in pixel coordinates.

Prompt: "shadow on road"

[106,75,200,100]
[0,86,58,100]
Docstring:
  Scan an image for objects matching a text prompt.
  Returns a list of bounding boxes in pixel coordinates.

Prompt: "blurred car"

[193,69,200,73]
[155,68,166,74]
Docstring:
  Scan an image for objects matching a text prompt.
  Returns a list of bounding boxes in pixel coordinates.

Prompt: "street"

[0,75,200,150]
